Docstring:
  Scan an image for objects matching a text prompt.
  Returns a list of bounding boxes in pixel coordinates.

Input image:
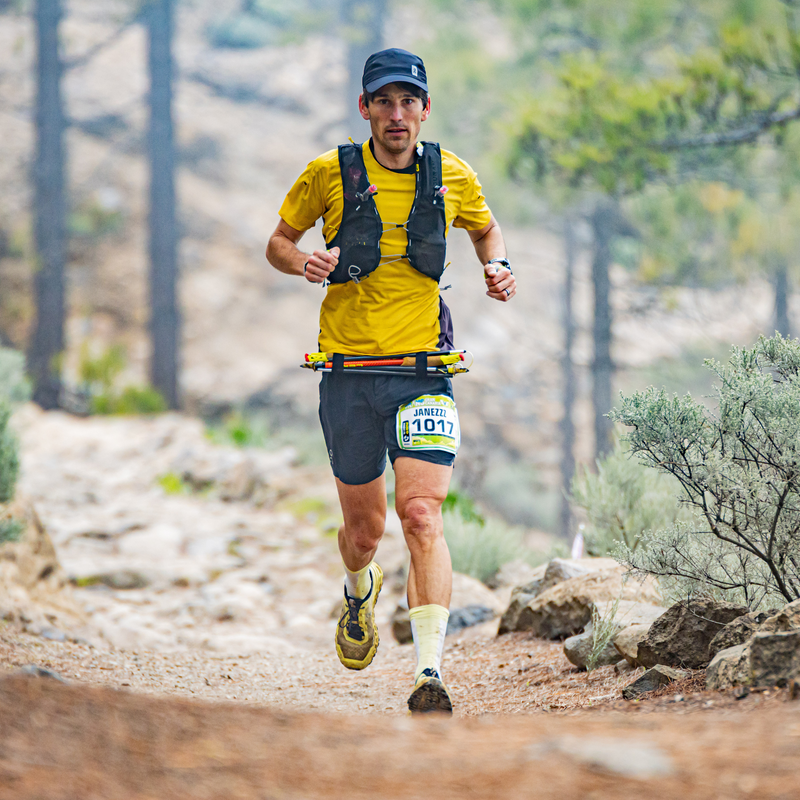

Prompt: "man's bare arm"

[266,219,339,284]
[468,215,516,302]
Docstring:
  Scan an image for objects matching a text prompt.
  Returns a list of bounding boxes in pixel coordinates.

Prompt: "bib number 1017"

[396,394,460,455]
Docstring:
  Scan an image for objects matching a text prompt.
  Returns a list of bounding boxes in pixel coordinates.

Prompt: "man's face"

[359,83,431,156]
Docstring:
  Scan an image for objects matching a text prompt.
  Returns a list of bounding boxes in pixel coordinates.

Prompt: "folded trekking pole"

[300,350,472,377]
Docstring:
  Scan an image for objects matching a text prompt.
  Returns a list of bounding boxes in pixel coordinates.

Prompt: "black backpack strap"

[325,143,382,284]
[406,142,447,282]
[415,352,427,379]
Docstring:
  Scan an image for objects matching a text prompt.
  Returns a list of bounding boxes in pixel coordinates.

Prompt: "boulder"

[637,599,749,669]
[613,624,652,667]
[622,665,688,700]
[392,572,505,643]
[497,558,619,635]
[515,567,662,640]
[707,611,775,662]
[762,599,800,633]
[0,498,85,636]
[750,630,800,687]
[564,601,667,669]
[563,625,619,670]
[706,643,752,690]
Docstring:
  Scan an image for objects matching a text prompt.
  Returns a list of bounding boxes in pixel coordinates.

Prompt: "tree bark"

[146,0,180,409]
[774,261,791,338]
[559,217,577,540]
[28,0,67,410]
[590,203,615,460]
[343,0,385,140]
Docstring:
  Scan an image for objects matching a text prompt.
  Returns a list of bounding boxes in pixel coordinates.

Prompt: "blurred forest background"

[2,0,800,542]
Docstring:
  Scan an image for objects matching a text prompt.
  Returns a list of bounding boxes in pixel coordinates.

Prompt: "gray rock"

[614,659,636,675]
[707,611,775,661]
[497,558,618,635]
[516,568,662,640]
[762,599,800,633]
[447,605,496,634]
[613,623,651,666]
[563,625,619,670]
[622,665,688,700]
[750,630,800,687]
[638,598,748,669]
[16,664,67,682]
[528,736,674,778]
[706,643,752,690]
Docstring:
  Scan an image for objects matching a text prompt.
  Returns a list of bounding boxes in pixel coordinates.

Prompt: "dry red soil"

[1,629,799,799]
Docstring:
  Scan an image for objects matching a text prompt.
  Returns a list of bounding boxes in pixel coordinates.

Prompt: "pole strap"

[415,352,427,379]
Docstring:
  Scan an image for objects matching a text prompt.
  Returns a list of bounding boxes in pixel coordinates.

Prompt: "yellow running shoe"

[335,562,383,670]
[407,668,453,715]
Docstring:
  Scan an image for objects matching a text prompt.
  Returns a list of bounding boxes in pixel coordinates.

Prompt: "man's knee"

[341,514,385,555]
[398,497,443,548]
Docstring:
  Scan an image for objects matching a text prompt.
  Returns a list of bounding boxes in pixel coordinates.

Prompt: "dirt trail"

[3,411,800,798]
[2,625,800,799]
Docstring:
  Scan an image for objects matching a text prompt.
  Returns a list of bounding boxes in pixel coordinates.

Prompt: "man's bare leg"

[394,457,452,608]
[395,456,454,712]
[333,473,387,670]
[336,473,387,572]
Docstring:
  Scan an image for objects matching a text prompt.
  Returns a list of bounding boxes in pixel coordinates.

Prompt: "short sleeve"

[452,165,492,231]
[278,157,330,232]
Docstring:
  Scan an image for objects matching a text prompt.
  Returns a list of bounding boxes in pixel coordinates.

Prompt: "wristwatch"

[487,257,512,273]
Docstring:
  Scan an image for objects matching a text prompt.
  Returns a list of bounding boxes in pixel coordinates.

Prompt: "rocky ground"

[2,408,800,798]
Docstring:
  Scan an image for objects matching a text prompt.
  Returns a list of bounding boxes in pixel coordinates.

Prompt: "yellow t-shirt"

[278,141,492,355]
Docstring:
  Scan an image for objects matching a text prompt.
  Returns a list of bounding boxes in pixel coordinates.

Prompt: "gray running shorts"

[318,372,457,486]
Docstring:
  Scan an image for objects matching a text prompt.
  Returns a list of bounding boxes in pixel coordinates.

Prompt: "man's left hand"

[485,265,516,302]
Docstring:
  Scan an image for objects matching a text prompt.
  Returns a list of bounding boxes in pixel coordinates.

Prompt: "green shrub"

[79,343,166,415]
[443,509,537,585]
[157,472,188,496]
[611,334,800,609]
[571,440,690,556]
[586,594,622,672]
[0,347,31,404]
[0,518,23,544]
[0,397,19,504]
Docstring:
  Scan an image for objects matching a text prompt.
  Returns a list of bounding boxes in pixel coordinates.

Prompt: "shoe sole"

[407,678,453,715]
[335,566,383,671]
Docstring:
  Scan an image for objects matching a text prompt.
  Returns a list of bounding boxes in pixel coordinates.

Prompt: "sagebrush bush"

[611,334,800,608]
[0,397,19,504]
[571,440,691,556]
[0,347,31,404]
[443,508,536,585]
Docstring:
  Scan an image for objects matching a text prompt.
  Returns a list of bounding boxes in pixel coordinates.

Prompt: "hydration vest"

[325,141,447,284]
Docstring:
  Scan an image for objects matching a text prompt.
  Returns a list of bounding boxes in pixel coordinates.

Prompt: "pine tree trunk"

[559,217,577,540]
[774,261,791,338]
[146,0,180,409]
[28,0,66,410]
[343,0,385,140]
[590,203,615,460]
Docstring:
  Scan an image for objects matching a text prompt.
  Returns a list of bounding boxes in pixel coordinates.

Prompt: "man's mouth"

[386,128,407,135]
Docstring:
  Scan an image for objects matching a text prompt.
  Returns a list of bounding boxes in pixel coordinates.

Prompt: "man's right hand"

[304,247,340,284]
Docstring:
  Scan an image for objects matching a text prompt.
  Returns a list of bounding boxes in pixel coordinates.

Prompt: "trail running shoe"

[407,668,453,715]
[335,562,383,670]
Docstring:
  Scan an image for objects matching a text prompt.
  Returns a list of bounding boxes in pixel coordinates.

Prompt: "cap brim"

[363,73,428,93]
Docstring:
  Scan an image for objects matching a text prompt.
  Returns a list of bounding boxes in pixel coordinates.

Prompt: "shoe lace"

[340,573,374,640]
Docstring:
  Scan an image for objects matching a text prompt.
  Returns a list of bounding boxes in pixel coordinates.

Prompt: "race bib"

[396,395,460,454]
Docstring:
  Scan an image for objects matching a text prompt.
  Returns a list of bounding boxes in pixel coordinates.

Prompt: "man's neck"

[370,137,416,171]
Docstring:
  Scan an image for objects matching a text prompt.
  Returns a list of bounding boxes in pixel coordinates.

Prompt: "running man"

[266,48,515,714]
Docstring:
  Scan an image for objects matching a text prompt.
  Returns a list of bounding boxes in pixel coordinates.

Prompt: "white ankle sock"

[409,604,450,682]
[344,563,373,599]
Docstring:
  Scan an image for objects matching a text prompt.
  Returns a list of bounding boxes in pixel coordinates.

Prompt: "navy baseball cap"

[362,48,428,94]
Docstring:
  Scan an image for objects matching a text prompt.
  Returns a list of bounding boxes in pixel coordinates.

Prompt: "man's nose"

[390,102,403,120]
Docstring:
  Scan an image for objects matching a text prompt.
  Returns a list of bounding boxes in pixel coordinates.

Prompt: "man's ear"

[421,96,431,122]
[359,93,370,121]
